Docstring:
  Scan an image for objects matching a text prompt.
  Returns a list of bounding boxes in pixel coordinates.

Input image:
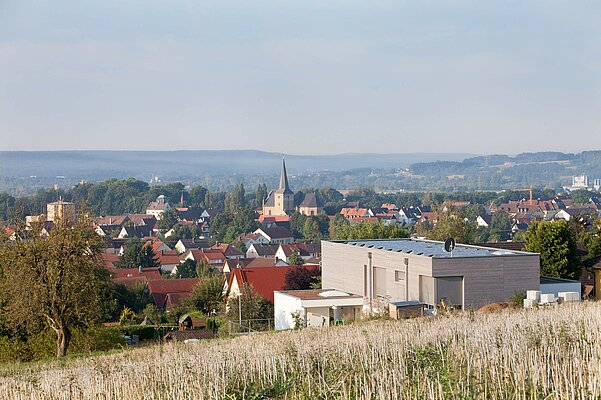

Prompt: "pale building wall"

[298,206,320,216]
[321,241,541,310]
[274,292,302,330]
[47,202,76,224]
[433,255,540,309]
[306,307,330,328]
[321,241,434,304]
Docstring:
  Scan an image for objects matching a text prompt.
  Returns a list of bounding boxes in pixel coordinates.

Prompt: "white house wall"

[274,292,302,330]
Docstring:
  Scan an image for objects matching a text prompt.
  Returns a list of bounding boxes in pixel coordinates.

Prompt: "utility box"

[540,293,556,304]
[389,300,425,319]
[526,290,541,302]
[558,292,580,302]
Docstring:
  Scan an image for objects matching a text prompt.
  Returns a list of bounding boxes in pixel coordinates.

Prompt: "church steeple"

[276,157,293,194]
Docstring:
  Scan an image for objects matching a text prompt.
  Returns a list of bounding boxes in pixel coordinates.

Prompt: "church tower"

[262,157,296,216]
[274,157,295,214]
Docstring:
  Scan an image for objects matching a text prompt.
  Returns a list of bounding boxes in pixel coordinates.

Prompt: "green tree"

[0,217,109,357]
[332,220,409,240]
[176,259,199,279]
[189,186,208,208]
[329,214,350,239]
[491,211,512,231]
[255,183,268,208]
[226,284,273,323]
[288,250,304,266]
[290,212,308,239]
[416,209,479,244]
[115,238,159,269]
[195,259,215,278]
[184,276,224,314]
[225,184,246,214]
[302,218,321,240]
[157,208,179,232]
[571,189,592,204]
[209,207,257,243]
[524,220,580,279]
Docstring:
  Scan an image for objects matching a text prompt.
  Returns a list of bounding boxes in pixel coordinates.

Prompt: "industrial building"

[321,239,541,310]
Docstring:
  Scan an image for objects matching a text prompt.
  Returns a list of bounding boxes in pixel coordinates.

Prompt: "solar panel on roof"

[343,239,524,258]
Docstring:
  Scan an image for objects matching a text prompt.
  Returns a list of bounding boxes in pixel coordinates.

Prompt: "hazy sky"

[1,1,600,154]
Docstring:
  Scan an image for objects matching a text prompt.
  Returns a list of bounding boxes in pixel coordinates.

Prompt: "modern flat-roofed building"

[321,239,540,310]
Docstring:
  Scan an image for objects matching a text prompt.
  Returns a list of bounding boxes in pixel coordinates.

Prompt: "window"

[395,270,405,282]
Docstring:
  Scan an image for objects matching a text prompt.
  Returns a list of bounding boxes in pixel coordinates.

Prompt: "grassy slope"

[1,302,601,399]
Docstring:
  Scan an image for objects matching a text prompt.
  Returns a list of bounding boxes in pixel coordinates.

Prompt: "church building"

[262,159,321,217]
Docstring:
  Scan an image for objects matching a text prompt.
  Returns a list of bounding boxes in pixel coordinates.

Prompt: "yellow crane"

[513,185,534,205]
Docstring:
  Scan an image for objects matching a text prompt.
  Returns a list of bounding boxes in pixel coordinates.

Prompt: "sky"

[0,1,600,154]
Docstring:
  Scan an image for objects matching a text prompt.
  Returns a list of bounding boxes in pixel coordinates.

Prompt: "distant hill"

[2,150,601,195]
[0,150,473,180]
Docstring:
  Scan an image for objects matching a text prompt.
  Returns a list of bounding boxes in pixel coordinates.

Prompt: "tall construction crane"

[513,185,534,205]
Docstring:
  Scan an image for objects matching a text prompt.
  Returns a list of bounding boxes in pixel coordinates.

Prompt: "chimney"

[139,265,142,273]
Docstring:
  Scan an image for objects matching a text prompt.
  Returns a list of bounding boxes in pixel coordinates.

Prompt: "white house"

[146,195,171,220]
[246,243,278,259]
[254,227,294,245]
[398,208,419,226]
[476,215,492,228]
[274,289,364,330]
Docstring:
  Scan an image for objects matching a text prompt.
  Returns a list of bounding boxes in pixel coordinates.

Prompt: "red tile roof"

[340,207,369,218]
[147,278,201,309]
[109,267,162,288]
[229,266,316,303]
[257,215,290,223]
[96,215,129,226]
[211,243,244,258]
[186,249,226,264]
[101,253,120,268]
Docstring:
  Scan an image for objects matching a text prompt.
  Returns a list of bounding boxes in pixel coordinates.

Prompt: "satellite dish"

[444,238,456,253]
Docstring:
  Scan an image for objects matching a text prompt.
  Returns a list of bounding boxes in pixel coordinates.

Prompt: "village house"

[183,249,227,270]
[174,238,210,254]
[476,215,492,228]
[156,250,183,275]
[118,225,153,239]
[146,195,171,220]
[224,265,315,304]
[147,278,200,311]
[109,266,162,288]
[275,243,321,264]
[253,226,294,244]
[211,243,245,259]
[246,243,278,259]
[274,289,364,330]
